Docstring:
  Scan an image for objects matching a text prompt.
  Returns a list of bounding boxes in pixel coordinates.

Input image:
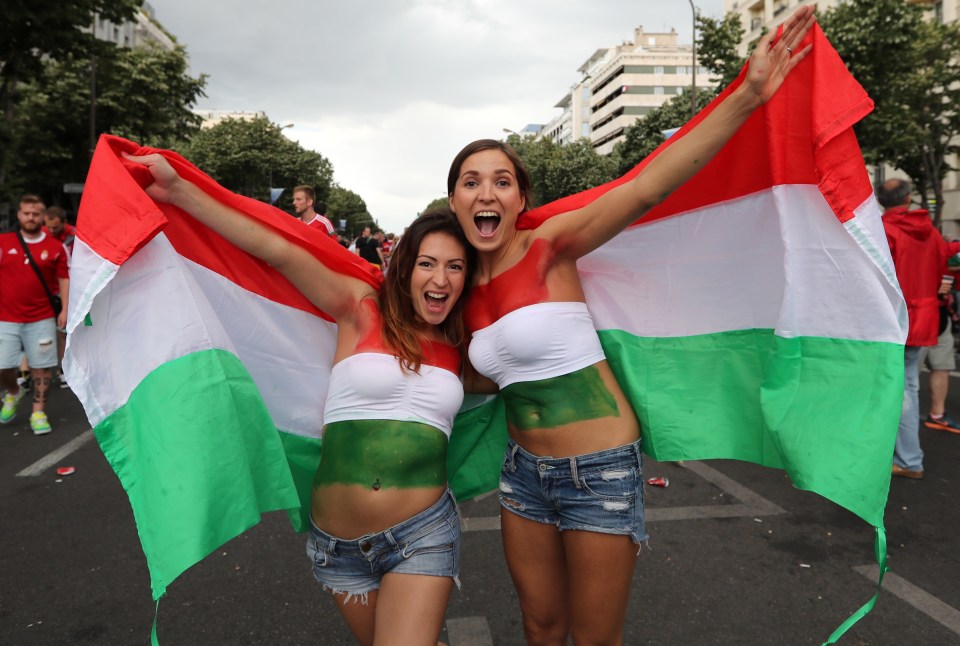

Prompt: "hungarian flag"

[66,22,901,640]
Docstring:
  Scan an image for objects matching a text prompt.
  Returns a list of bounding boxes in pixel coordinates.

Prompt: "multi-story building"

[90,2,176,51]
[543,27,714,156]
[726,0,960,231]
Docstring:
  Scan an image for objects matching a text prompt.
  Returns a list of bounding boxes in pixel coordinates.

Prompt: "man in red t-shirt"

[292,185,336,237]
[0,194,70,435]
[44,206,76,253]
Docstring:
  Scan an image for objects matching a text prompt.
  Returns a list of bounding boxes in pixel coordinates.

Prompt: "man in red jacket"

[880,178,960,479]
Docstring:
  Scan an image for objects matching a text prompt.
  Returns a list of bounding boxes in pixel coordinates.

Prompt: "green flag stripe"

[598,328,902,526]
[94,348,300,599]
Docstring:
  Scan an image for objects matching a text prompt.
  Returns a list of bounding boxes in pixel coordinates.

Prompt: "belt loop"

[570,456,581,489]
[384,529,399,552]
[327,537,338,557]
[509,441,520,472]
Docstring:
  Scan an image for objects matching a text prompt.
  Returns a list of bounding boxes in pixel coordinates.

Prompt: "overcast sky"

[153,0,726,233]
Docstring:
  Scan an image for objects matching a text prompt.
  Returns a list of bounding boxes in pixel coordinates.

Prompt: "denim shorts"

[0,319,58,369]
[306,489,461,603]
[499,439,648,544]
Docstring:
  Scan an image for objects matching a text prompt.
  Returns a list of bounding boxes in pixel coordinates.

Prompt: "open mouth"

[474,211,501,238]
[424,291,448,313]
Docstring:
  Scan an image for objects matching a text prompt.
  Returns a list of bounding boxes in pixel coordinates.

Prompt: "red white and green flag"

[66,23,902,640]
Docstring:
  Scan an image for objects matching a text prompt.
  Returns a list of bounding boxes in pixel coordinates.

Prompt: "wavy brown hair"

[379,208,476,372]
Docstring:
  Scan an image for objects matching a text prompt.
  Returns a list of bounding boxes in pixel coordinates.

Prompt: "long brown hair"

[446,139,533,212]
[379,208,476,372]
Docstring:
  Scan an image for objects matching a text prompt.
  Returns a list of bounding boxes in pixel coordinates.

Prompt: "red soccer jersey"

[0,232,70,323]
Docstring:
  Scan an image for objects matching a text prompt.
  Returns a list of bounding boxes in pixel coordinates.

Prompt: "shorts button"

[360,541,372,551]
[538,464,547,472]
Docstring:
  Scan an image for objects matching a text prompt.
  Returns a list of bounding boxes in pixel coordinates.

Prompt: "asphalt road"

[1,374,958,645]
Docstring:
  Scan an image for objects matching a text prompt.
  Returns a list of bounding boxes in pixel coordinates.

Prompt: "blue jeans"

[894,346,924,471]
[305,489,461,604]
[499,439,648,544]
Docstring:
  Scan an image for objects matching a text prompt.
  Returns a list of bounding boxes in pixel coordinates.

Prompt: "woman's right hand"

[122,153,183,205]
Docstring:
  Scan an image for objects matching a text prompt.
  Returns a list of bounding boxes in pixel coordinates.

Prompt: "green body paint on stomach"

[501,365,619,431]
[314,419,448,489]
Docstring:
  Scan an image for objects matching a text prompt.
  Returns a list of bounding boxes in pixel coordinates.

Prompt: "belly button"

[372,478,381,491]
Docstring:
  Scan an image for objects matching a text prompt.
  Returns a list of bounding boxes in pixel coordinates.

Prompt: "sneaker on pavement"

[1,389,24,424]
[923,414,960,434]
[29,411,52,435]
[58,370,69,389]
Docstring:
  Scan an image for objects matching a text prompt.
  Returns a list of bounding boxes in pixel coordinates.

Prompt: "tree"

[1,0,142,191]
[610,89,714,176]
[10,44,206,202]
[505,134,616,208]
[328,185,375,238]
[696,11,747,91]
[821,0,960,224]
[421,196,449,214]
[183,116,334,206]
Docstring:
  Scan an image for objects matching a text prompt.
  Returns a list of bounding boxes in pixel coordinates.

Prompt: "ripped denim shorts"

[499,438,648,544]
[305,489,461,603]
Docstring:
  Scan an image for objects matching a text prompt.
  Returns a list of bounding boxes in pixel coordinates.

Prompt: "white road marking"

[16,429,95,477]
[854,565,960,636]
[446,616,494,646]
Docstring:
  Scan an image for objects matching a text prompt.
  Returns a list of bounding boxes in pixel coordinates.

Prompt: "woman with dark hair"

[447,7,815,644]
[126,150,474,646]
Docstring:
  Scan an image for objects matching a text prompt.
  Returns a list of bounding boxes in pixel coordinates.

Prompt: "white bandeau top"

[468,301,606,389]
[322,352,464,439]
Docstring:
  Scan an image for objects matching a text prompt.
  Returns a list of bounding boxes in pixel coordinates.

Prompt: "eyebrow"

[461,168,515,177]
[417,255,465,263]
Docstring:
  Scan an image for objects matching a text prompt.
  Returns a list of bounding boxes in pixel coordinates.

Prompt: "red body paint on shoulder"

[465,239,551,332]
[355,298,461,374]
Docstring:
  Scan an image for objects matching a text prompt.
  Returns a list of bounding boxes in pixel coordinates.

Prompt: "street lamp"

[502,127,520,138]
[688,0,698,120]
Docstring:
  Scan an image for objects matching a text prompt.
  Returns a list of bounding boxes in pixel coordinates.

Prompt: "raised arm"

[125,153,374,322]
[545,5,816,260]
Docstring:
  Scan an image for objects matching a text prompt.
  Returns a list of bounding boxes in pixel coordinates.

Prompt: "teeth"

[475,212,500,218]
[426,292,447,299]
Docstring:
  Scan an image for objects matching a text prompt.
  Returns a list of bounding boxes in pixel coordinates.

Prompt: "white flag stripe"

[579,185,904,343]
[66,233,336,436]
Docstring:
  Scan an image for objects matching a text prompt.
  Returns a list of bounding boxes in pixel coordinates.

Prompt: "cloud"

[154,0,724,231]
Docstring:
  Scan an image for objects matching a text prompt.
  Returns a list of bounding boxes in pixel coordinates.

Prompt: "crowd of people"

[8,4,958,644]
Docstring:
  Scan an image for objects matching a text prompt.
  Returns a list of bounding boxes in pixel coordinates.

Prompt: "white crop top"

[322,352,464,439]
[468,301,607,389]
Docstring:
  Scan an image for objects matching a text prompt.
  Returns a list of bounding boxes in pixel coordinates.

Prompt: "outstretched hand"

[122,153,182,204]
[744,5,816,104]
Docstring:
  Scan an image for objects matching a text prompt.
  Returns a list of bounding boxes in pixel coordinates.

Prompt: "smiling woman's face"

[449,148,526,253]
[409,232,467,327]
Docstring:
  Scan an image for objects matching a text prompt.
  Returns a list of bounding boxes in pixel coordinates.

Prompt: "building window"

[582,87,591,101]
[676,66,687,75]
[654,65,664,75]
[654,87,664,95]
[582,122,590,137]
[676,86,684,94]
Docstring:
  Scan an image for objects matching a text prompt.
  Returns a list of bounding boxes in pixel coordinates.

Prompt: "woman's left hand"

[744,4,816,105]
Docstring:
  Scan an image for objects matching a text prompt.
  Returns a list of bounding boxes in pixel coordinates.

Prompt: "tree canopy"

[9,44,205,203]
[328,185,377,237]
[182,116,334,207]
[1,0,143,194]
